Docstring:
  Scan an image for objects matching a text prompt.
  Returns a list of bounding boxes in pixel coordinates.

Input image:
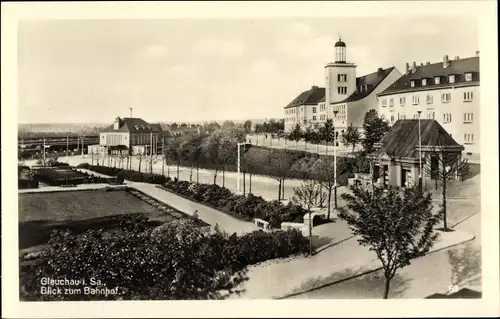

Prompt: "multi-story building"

[377,53,480,155]
[284,37,401,135]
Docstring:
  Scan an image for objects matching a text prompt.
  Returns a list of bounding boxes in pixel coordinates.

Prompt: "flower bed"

[33,167,111,186]
[78,163,168,185]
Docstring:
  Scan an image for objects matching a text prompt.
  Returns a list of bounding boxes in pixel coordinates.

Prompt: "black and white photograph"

[2,1,499,318]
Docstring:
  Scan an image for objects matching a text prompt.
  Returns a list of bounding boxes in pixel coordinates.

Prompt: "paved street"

[287,212,481,299]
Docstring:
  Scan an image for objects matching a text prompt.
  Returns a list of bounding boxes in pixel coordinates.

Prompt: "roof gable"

[284,86,325,109]
[372,119,464,159]
[101,117,163,133]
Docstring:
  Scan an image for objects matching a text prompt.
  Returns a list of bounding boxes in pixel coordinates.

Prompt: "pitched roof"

[101,117,163,133]
[335,67,395,104]
[371,119,464,160]
[379,56,479,96]
[425,288,481,299]
[284,86,325,109]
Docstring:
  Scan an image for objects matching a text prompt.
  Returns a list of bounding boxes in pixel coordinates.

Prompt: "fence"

[246,134,361,156]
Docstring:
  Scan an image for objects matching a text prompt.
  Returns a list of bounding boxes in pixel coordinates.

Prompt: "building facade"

[284,37,401,134]
[94,117,163,155]
[377,54,480,155]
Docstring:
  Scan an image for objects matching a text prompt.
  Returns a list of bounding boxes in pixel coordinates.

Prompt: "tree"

[243,120,252,134]
[89,151,100,166]
[288,124,303,149]
[201,132,224,185]
[339,186,442,299]
[362,109,390,153]
[136,150,146,173]
[341,123,361,154]
[166,137,182,179]
[218,137,237,188]
[291,180,322,255]
[313,157,337,219]
[267,149,293,201]
[319,119,335,146]
[423,149,470,231]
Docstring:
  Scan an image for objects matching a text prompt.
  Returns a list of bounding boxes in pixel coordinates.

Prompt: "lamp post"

[417,110,422,189]
[79,137,86,158]
[236,142,247,195]
[333,110,339,210]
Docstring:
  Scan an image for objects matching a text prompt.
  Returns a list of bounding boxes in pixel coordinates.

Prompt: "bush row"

[162,180,308,228]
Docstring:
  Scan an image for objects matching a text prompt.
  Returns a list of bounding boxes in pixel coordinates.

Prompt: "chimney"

[311,85,318,90]
[420,63,424,67]
[475,50,480,57]
[412,61,416,73]
[426,62,430,65]
[443,55,449,68]
[377,67,383,75]
[405,62,410,74]
[113,117,121,130]
[454,56,460,60]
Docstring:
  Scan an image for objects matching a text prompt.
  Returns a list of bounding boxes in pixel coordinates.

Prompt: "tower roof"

[335,37,346,47]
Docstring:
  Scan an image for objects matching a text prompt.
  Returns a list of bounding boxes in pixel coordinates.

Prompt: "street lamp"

[333,110,339,210]
[237,142,250,195]
[79,136,86,158]
[417,110,422,189]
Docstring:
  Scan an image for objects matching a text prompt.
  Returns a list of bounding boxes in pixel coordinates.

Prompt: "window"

[435,76,441,85]
[422,79,427,86]
[337,74,347,82]
[463,112,474,123]
[443,113,452,123]
[410,80,415,87]
[441,93,452,103]
[400,97,406,106]
[389,98,394,107]
[312,116,317,121]
[390,115,395,122]
[427,112,435,119]
[412,95,420,105]
[313,107,317,113]
[426,94,433,104]
[464,133,475,144]
[337,86,347,94]
[449,75,455,83]
[381,99,387,107]
[465,73,473,81]
[464,91,474,102]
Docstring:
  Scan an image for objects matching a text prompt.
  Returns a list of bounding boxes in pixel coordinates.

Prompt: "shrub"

[77,163,91,169]
[19,222,307,301]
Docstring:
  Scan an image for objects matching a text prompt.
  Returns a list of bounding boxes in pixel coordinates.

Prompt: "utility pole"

[81,137,85,158]
[150,131,153,173]
[417,110,423,189]
[43,137,46,166]
[333,110,338,210]
[66,136,69,161]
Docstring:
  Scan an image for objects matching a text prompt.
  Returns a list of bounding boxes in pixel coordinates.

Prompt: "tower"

[324,36,357,118]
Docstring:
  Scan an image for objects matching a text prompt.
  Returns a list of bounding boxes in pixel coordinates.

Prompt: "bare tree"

[89,151,100,166]
[341,123,362,154]
[291,180,322,255]
[423,148,470,231]
[313,157,337,219]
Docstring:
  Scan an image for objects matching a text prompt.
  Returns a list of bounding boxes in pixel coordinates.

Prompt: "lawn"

[18,188,204,249]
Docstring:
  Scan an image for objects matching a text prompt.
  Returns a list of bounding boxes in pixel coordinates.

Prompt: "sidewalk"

[229,228,475,299]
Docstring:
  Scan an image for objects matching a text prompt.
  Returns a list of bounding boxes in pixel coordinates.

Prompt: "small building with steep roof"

[368,119,464,188]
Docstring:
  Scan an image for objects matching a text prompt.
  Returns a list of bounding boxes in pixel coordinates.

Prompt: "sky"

[18,17,478,124]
